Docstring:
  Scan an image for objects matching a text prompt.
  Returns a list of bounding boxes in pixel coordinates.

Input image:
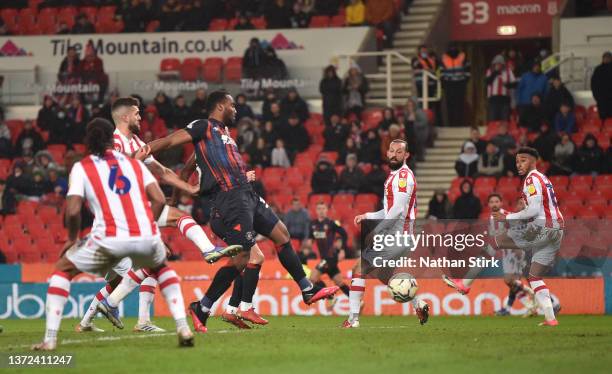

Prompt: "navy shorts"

[210,186,279,250]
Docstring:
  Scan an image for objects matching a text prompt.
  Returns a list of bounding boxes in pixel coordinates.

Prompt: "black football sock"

[228,275,243,308]
[241,263,262,305]
[315,281,327,289]
[202,264,240,309]
[276,242,311,291]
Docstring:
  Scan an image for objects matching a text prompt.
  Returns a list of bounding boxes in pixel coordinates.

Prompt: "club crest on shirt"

[527,184,537,196]
[398,170,408,192]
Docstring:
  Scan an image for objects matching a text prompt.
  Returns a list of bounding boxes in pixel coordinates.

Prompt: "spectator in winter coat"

[337,154,364,193]
[455,141,479,178]
[243,38,266,79]
[311,159,337,194]
[58,46,80,82]
[248,137,271,168]
[265,0,292,29]
[280,88,310,122]
[452,180,481,219]
[466,127,486,155]
[590,51,612,121]
[271,139,291,168]
[319,65,343,125]
[323,114,349,151]
[485,54,516,121]
[284,198,311,241]
[235,94,255,122]
[153,91,173,123]
[548,134,575,175]
[544,76,574,123]
[338,138,360,166]
[377,107,397,132]
[141,105,168,139]
[516,61,548,115]
[477,142,504,177]
[15,120,44,157]
[359,129,382,164]
[343,65,369,118]
[189,88,208,121]
[490,122,516,154]
[169,95,190,128]
[518,94,546,132]
[278,113,310,158]
[427,190,452,219]
[531,122,559,162]
[574,133,604,175]
[404,97,429,161]
[553,103,576,134]
[0,180,16,216]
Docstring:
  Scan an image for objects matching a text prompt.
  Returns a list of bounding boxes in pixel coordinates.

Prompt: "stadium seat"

[309,193,332,206]
[597,133,610,149]
[97,5,116,22]
[309,15,330,28]
[38,206,60,225]
[146,19,159,32]
[158,58,181,80]
[180,57,202,81]
[361,109,383,130]
[224,57,243,82]
[202,57,224,83]
[474,177,497,190]
[251,17,266,29]
[570,175,593,188]
[79,7,97,23]
[587,105,598,120]
[329,15,345,27]
[333,193,355,206]
[594,174,612,186]
[318,151,338,164]
[549,175,569,189]
[263,167,285,179]
[208,18,228,31]
[497,176,521,190]
[1,8,18,30]
[57,7,77,28]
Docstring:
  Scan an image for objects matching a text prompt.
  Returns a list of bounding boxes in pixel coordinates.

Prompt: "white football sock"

[138,277,157,324]
[178,215,215,253]
[81,283,112,327]
[349,276,365,321]
[225,305,238,314]
[44,271,72,343]
[239,302,253,312]
[529,277,555,321]
[155,266,188,331]
[107,269,149,307]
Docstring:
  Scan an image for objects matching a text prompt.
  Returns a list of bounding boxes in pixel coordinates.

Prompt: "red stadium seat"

[570,175,593,188]
[97,5,116,22]
[180,57,202,81]
[330,15,345,27]
[333,193,355,206]
[587,105,599,120]
[79,7,97,23]
[474,177,497,190]
[202,57,224,83]
[1,8,18,27]
[309,193,332,206]
[594,174,612,186]
[309,15,330,28]
[549,175,569,189]
[251,17,266,29]
[355,193,378,206]
[146,19,159,32]
[224,57,242,82]
[263,167,285,179]
[208,18,228,31]
[497,176,521,190]
[597,133,610,149]
[38,206,60,225]
[57,7,77,28]
[319,151,338,164]
[159,58,181,80]
[361,109,383,130]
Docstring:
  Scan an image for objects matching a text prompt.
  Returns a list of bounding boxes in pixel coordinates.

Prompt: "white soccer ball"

[387,273,418,303]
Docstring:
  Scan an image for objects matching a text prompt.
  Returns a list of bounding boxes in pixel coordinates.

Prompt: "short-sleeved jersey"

[521,170,564,228]
[67,150,158,242]
[113,129,154,165]
[383,164,417,223]
[184,118,248,194]
[309,218,347,259]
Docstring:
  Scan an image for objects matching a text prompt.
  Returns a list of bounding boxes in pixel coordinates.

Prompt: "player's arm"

[141,164,167,220]
[62,163,85,254]
[333,221,348,249]
[147,159,198,195]
[147,129,192,156]
[504,178,542,221]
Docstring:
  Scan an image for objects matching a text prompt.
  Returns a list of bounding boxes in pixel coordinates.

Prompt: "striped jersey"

[486,67,516,98]
[67,150,159,242]
[518,169,564,228]
[488,208,509,236]
[184,118,247,194]
[383,164,418,227]
[113,129,155,165]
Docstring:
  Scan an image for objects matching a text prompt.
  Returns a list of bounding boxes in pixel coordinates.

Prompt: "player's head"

[111,97,141,134]
[487,193,502,212]
[387,139,409,170]
[515,147,539,176]
[85,118,114,157]
[207,90,236,125]
[316,201,328,220]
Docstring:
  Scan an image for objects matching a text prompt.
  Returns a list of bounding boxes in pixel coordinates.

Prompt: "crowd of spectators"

[0,0,402,40]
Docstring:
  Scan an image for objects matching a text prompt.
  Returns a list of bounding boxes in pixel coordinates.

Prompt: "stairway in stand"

[414,127,470,218]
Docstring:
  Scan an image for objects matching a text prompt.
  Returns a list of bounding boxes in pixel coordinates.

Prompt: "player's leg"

[235,244,268,324]
[163,205,242,261]
[496,274,520,315]
[528,262,557,326]
[331,273,350,297]
[220,275,251,329]
[134,276,165,332]
[32,255,81,350]
[262,212,339,304]
[344,260,364,328]
[77,275,121,332]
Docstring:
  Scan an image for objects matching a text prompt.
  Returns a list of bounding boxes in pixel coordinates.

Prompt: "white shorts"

[507,224,563,267]
[66,235,166,278]
[501,249,527,275]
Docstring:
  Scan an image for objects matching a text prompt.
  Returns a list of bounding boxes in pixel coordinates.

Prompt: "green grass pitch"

[1,316,611,373]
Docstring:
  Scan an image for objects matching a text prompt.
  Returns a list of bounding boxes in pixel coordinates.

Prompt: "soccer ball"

[387,273,418,303]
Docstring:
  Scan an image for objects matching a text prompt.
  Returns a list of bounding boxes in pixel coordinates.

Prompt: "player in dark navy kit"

[146,91,338,331]
[307,202,351,299]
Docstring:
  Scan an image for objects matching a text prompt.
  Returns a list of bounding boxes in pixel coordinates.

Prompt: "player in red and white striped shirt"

[32,118,194,350]
[77,98,240,334]
[492,147,564,326]
[344,140,428,328]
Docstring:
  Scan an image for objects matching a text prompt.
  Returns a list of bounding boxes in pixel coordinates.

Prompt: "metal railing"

[543,52,591,90]
[335,50,441,109]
